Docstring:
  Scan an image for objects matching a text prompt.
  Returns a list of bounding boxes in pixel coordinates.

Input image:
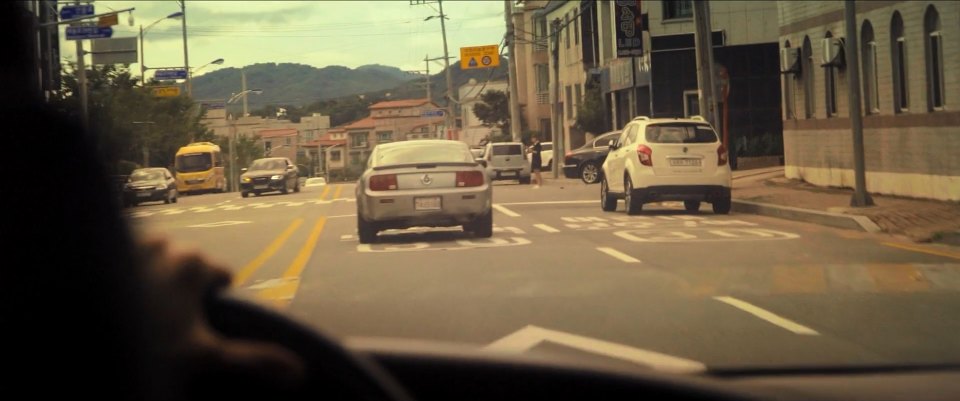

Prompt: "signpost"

[66,25,113,40]
[155,69,188,80]
[60,4,94,20]
[91,37,138,65]
[151,86,181,97]
[459,45,500,70]
[421,109,445,118]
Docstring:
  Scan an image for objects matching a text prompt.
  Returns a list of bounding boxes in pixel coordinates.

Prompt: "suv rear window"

[492,144,523,155]
[645,124,718,144]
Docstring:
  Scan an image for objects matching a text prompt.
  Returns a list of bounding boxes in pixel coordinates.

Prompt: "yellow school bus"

[174,142,226,194]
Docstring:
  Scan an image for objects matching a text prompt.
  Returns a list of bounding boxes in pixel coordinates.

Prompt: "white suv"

[600,116,732,215]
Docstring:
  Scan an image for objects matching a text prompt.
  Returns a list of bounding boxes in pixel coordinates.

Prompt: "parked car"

[563,130,622,184]
[480,142,531,184]
[122,168,177,207]
[239,157,300,197]
[539,142,554,169]
[600,116,731,215]
[356,140,493,244]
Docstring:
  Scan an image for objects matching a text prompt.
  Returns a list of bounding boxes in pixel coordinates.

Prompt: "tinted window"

[176,153,212,173]
[594,133,619,147]
[129,171,163,182]
[375,143,473,166]
[249,159,286,171]
[645,124,718,143]
[492,144,523,155]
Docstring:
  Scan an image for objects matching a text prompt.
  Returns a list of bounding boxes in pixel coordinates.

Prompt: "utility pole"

[550,18,563,178]
[438,0,456,140]
[241,69,248,116]
[180,0,191,97]
[75,33,89,131]
[692,1,719,128]
[424,55,432,100]
[845,0,874,207]
[504,0,522,142]
[139,24,146,86]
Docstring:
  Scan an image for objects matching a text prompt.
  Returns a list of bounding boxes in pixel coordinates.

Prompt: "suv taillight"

[369,174,398,191]
[455,171,485,187]
[718,144,728,166]
[637,145,653,166]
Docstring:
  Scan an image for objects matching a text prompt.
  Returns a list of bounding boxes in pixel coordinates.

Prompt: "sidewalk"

[732,167,960,245]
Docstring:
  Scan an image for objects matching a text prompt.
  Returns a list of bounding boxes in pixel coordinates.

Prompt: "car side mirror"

[476,159,487,168]
[609,141,619,150]
[240,168,248,173]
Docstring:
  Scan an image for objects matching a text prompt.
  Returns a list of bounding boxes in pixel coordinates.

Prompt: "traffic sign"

[98,13,119,27]
[91,37,138,65]
[155,69,188,80]
[60,4,94,20]
[460,45,500,70]
[151,86,181,97]
[66,25,113,40]
[421,109,445,118]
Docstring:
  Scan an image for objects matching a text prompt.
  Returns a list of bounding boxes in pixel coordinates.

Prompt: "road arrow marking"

[485,325,705,374]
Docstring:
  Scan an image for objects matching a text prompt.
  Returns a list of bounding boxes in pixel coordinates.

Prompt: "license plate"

[254,184,268,189]
[500,171,516,177]
[137,192,152,197]
[669,158,702,167]
[415,196,441,211]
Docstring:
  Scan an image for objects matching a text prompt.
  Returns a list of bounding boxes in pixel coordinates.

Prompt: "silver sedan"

[355,140,493,244]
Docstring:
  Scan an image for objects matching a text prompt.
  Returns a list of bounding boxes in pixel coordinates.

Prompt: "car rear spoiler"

[372,162,479,171]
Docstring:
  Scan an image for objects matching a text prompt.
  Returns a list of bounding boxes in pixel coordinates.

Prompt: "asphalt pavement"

[126,178,960,372]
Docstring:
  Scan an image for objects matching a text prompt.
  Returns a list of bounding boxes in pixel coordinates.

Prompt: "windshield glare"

[130,172,163,182]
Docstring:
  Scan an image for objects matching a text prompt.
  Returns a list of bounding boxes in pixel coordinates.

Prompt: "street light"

[226,89,264,192]
[189,58,224,84]
[140,12,184,86]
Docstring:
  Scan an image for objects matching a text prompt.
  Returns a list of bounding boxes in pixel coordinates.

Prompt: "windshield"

[249,159,285,171]
[129,171,163,182]
[41,0,960,376]
[176,153,212,173]
[374,143,473,166]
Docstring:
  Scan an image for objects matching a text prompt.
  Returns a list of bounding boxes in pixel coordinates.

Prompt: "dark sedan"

[239,157,300,197]
[122,168,178,207]
[562,130,621,184]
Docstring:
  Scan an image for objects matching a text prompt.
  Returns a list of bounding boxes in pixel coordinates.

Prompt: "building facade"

[512,1,553,138]
[778,1,959,200]
[342,98,445,173]
[459,79,509,146]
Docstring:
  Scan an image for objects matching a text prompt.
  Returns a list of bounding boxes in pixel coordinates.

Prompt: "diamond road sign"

[66,25,113,40]
[155,69,188,80]
[60,4,94,20]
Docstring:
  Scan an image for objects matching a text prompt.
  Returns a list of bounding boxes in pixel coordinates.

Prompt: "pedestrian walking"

[527,135,543,188]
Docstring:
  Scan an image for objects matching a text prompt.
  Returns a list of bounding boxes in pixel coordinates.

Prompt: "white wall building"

[458,79,509,146]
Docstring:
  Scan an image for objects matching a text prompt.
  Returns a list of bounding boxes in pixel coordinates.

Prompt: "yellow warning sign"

[151,86,180,97]
[459,45,500,70]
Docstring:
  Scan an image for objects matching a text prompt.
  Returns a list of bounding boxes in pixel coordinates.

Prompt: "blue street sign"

[155,69,188,80]
[421,109,445,118]
[65,25,113,40]
[60,4,95,20]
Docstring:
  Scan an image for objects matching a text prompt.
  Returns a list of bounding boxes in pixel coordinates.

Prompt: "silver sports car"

[355,140,493,244]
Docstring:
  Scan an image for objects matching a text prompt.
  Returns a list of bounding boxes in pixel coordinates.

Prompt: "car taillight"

[456,171,485,187]
[718,144,728,166]
[369,174,398,191]
[637,145,653,166]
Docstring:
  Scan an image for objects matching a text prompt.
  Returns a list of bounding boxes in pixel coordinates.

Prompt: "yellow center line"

[883,242,960,261]
[232,218,303,287]
[257,216,327,309]
[332,184,344,200]
[318,185,332,201]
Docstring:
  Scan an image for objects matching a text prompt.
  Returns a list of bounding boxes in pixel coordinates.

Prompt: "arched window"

[802,36,815,118]
[783,40,796,119]
[924,5,944,110]
[824,31,838,117]
[861,20,879,114]
[891,11,909,113]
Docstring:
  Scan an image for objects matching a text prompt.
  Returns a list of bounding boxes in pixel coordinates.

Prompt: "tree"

[472,89,510,134]
[574,83,609,136]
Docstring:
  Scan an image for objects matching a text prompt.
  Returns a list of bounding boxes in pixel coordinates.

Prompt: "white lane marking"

[327,214,357,219]
[708,230,740,238]
[498,200,596,206]
[562,217,607,222]
[534,224,560,233]
[492,204,521,217]
[714,296,819,336]
[656,216,677,220]
[494,226,526,234]
[485,325,705,374]
[596,247,641,263]
[683,221,698,227]
[187,220,252,228]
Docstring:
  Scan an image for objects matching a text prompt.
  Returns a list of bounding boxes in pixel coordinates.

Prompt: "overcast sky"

[62,1,506,77]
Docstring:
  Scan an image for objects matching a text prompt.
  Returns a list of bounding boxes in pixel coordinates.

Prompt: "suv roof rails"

[632,116,650,121]
[689,115,706,121]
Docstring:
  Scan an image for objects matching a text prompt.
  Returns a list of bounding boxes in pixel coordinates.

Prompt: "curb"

[731,199,882,233]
